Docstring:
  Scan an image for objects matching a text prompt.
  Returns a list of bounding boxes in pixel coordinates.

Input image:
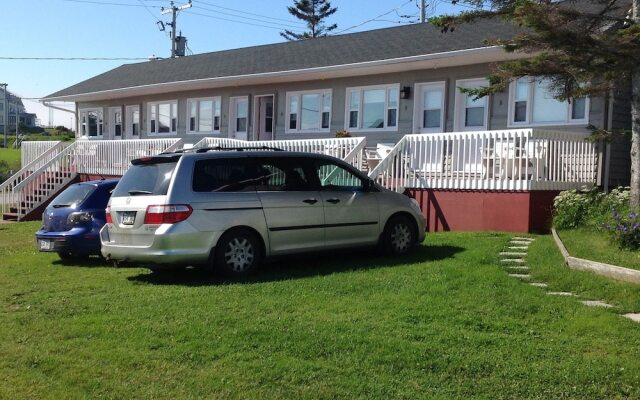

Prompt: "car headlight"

[67,212,93,225]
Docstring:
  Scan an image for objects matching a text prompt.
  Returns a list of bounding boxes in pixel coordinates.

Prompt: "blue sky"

[2,0,462,127]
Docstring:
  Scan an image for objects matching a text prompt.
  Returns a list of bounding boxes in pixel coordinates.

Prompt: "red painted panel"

[405,189,558,234]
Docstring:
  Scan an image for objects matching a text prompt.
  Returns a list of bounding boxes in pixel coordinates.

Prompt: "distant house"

[1,88,38,134]
[9,17,627,231]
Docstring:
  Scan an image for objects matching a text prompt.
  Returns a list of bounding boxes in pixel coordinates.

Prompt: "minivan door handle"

[326,198,340,204]
[303,198,318,204]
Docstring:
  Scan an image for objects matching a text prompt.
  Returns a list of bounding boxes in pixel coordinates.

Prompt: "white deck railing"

[368,129,600,192]
[21,141,64,168]
[194,136,367,168]
[73,138,182,175]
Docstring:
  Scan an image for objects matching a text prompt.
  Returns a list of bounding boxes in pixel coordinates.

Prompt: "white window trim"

[507,77,590,128]
[344,83,400,133]
[453,78,490,132]
[186,96,222,135]
[125,105,140,137]
[285,89,332,134]
[78,108,104,139]
[147,100,178,136]
[413,81,446,133]
[229,96,249,138]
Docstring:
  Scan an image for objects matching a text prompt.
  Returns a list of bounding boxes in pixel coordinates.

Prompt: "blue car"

[35,179,119,259]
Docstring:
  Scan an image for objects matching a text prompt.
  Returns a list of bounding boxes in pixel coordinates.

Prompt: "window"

[508,77,589,126]
[285,90,332,133]
[125,105,140,137]
[229,96,249,139]
[253,158,314,192]
[315,161,363,191]
[415,82,445,133]
[109,107,122,138]
[454,79,489,131]
[79,109,103,138]
[345,84,399,131]
[187,97,221,134]
[192,159,257,193]
[148,101,178,135]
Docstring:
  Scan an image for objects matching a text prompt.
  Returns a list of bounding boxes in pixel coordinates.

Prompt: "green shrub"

[604,209,640,250]
[553,186,631,229]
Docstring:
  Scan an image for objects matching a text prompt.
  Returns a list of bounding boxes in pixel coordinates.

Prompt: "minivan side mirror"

[362,179,375,192]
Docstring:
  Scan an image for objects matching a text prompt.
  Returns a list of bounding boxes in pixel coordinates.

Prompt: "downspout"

[603,90,614,192]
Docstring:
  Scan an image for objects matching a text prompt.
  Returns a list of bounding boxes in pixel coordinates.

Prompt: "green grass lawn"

[0,147,21,172]
[2,222,640,399]
[557,228,640,270]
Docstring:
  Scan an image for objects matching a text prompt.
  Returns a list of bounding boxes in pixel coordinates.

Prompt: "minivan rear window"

[192,159,256,192]
[113,162,177,197]
[50,184,95,208]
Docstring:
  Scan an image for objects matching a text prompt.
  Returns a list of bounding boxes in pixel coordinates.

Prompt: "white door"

[230,96,249,140]
[254,95,274,141]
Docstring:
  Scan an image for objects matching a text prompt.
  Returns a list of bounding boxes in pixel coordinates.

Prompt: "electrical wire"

[0,57,147,60]
[59,0,161,7]
[184,10,303,32]
[335,0,414,34]
[191,5,304,30]
[194,0,308,26]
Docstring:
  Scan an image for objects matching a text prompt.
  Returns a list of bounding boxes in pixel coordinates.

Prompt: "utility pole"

[420,0,426,23]
[1,83,7,148]
[161,0,192,58]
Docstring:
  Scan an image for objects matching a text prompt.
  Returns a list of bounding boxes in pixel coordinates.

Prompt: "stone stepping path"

[498,236,640,322]
[623,313,640,322]
[580,300,615,308]
[547,291,576,296]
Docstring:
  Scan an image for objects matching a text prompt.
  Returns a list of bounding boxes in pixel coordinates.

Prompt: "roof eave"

[44,46,526,103]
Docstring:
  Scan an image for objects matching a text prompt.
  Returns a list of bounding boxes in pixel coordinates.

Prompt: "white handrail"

[369,129,600,192]
[21,141,62,167]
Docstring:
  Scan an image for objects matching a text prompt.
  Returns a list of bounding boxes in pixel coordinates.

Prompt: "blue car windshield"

[50,184,95,208]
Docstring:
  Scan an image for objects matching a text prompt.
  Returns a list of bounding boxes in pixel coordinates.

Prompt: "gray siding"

[77,63,607,147]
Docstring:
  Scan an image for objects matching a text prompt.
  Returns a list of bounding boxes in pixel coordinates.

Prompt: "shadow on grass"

[52,256,114,268]
[126,243,464,286]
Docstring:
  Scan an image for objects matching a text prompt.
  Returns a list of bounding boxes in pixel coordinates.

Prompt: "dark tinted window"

[113,162,177,196]
[254,158,314,192]
[51,184,95,208]
[192,158,256,192]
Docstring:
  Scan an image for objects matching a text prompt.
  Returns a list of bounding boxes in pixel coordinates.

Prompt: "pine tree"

[281,0,338,41]
[431,0,640,207]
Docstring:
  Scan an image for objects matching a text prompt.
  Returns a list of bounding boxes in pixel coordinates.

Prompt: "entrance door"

[229,96,249,140]
[253,95,274,141]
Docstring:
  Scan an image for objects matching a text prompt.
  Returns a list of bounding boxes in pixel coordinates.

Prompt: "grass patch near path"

[2,222,640,399]
[0,147,21,171]
[557,228,640,270]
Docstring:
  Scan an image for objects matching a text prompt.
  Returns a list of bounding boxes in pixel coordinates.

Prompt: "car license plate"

[39,239,52,251]
[121,212,136,225]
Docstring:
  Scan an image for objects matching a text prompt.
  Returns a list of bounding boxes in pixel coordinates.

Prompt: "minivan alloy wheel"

[390,223,412,253]
[224,237,255,272]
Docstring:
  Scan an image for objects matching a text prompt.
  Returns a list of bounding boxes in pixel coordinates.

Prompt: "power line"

[185,10,303,32]
[0,56,147,60]
[192,5,305,30]
[59,0,161,7]
[335,0,414,34]
[194,0,307,27]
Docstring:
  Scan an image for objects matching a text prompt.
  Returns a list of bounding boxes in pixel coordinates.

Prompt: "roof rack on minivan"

[194,146,284,153]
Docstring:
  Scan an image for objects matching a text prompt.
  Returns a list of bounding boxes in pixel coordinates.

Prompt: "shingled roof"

[45,18,521,100]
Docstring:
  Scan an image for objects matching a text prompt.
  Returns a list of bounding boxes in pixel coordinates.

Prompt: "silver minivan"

[100,149,426,276]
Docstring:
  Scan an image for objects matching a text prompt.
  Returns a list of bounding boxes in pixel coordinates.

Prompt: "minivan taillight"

[144,204,193,224]
[106,206,112,224]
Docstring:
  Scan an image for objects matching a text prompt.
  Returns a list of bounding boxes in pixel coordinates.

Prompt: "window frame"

[125,105,140,137]
[413,81,446,133]
[108,106,123,139]
[229,96,249,138]
[186,96,222,135]
[147,100,178,136]
[285,89,332,134]
[453,78,490,132]
[78,108,104,139]
[344,83,400,132]
[507,76,590,128]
